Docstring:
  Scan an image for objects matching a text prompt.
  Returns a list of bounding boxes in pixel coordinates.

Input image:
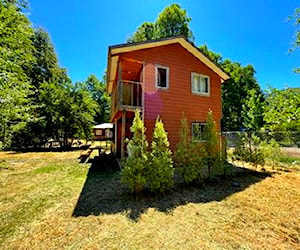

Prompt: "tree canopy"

[127,4,194,43]
[289,7,300,73]
[0,1,35,149]
[199,45,264,131]
[263,87,300,132]
[128,5,265,132]
[0,2,110,150]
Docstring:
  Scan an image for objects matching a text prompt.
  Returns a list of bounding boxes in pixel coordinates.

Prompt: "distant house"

[93,123,113,141]
[106,36,229,158]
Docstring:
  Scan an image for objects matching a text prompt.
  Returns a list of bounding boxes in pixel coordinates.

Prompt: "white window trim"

[155,65,169,89]
[191,72,210,96]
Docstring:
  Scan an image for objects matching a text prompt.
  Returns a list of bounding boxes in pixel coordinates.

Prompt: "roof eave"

[106,36,230,90]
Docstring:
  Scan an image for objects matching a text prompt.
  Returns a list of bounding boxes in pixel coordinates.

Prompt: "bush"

[203,110,221,178]
[233,132,265,169]
[147,117,174,193]
[121,110,149,194]
[259,138,282,168]
[174,115,205,184]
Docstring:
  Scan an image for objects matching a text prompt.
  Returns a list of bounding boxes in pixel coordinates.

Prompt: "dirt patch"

[281,147,300,158]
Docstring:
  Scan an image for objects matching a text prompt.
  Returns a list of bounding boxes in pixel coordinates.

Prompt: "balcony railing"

[111,80,143,116]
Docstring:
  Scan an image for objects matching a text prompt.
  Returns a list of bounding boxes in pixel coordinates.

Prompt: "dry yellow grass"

[0,151,299,249]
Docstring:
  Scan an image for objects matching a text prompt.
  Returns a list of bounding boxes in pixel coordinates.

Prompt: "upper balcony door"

[118,58,144,108]
[122,80,142,107]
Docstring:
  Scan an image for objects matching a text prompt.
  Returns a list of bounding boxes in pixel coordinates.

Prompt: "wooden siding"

[119,43,222,150]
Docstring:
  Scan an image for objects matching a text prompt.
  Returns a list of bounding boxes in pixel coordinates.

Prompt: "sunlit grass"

[0,151,299,249]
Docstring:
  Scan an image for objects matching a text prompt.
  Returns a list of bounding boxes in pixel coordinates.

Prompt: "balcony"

[111,80,143,117]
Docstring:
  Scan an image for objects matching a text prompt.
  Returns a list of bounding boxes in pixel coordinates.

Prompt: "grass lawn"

[0,151,299,249]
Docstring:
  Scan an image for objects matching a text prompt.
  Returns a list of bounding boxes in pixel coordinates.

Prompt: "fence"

[222,131,300,148]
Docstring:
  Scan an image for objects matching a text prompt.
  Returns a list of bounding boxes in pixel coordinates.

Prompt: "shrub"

[233,132,265,169]
[259,138,282,168]
[174,115,205,184]
[203,110,221,178]
[121,110,149,194]
[147,117,174,193]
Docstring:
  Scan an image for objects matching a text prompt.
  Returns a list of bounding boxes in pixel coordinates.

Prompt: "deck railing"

[111,80,143,116]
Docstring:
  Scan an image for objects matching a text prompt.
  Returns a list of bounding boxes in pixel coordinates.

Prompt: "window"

[191,72,210,95]
[192,122,207,141]
[95,130,103,136]
[156,65,169,89]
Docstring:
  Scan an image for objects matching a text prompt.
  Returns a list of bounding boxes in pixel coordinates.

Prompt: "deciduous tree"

[0,2,34,148]
[289,8,300,72]
[127,3,194,43]
[221,61,263,131]
[242,88,264,131]
[263,87,300,132]
[156,3,194,41]
[84,75,111,123]
[127,22,156,43]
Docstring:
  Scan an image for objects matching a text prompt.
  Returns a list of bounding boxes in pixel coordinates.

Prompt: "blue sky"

[28,0,300,90]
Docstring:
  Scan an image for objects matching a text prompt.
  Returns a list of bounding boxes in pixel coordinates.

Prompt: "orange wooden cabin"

[106,36,229,158]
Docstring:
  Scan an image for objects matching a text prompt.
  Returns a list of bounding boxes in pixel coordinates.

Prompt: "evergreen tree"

[175,115,204,184]
[148,117,174,193]
[121,110,149,194]
[203,110,220,179]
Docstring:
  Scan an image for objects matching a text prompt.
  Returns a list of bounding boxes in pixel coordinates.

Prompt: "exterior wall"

[119,44,222,151]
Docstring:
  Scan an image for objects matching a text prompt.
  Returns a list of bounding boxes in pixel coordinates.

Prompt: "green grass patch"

[0,151,299,249]
[277,155,300,164]
[0,152,88,244]
[34,165,62,174]
[0,160,9,170]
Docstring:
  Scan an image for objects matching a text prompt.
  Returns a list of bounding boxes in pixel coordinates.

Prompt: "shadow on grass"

[7,146,82,154]
[72,155,272,221]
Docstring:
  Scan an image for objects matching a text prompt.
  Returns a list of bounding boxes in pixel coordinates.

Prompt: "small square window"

[95,130,103,136]
[191,72,210,95]
[192,122,207,141]
[156,65,169,89]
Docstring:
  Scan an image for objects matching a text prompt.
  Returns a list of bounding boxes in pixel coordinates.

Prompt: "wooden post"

[121,110,126,159]
[118,60,123,106]
[114,121,117,155]
[142,61,145,119]
[131,83,133,106]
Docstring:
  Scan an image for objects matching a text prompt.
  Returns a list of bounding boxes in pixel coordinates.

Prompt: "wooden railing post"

[118,80,122,107]
[121,110,126,159]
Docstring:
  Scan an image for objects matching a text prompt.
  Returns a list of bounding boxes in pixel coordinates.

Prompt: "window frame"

[191,72,210,96]
[155,64,169,89]
[191,122,207,142]
[95,130,103,136]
